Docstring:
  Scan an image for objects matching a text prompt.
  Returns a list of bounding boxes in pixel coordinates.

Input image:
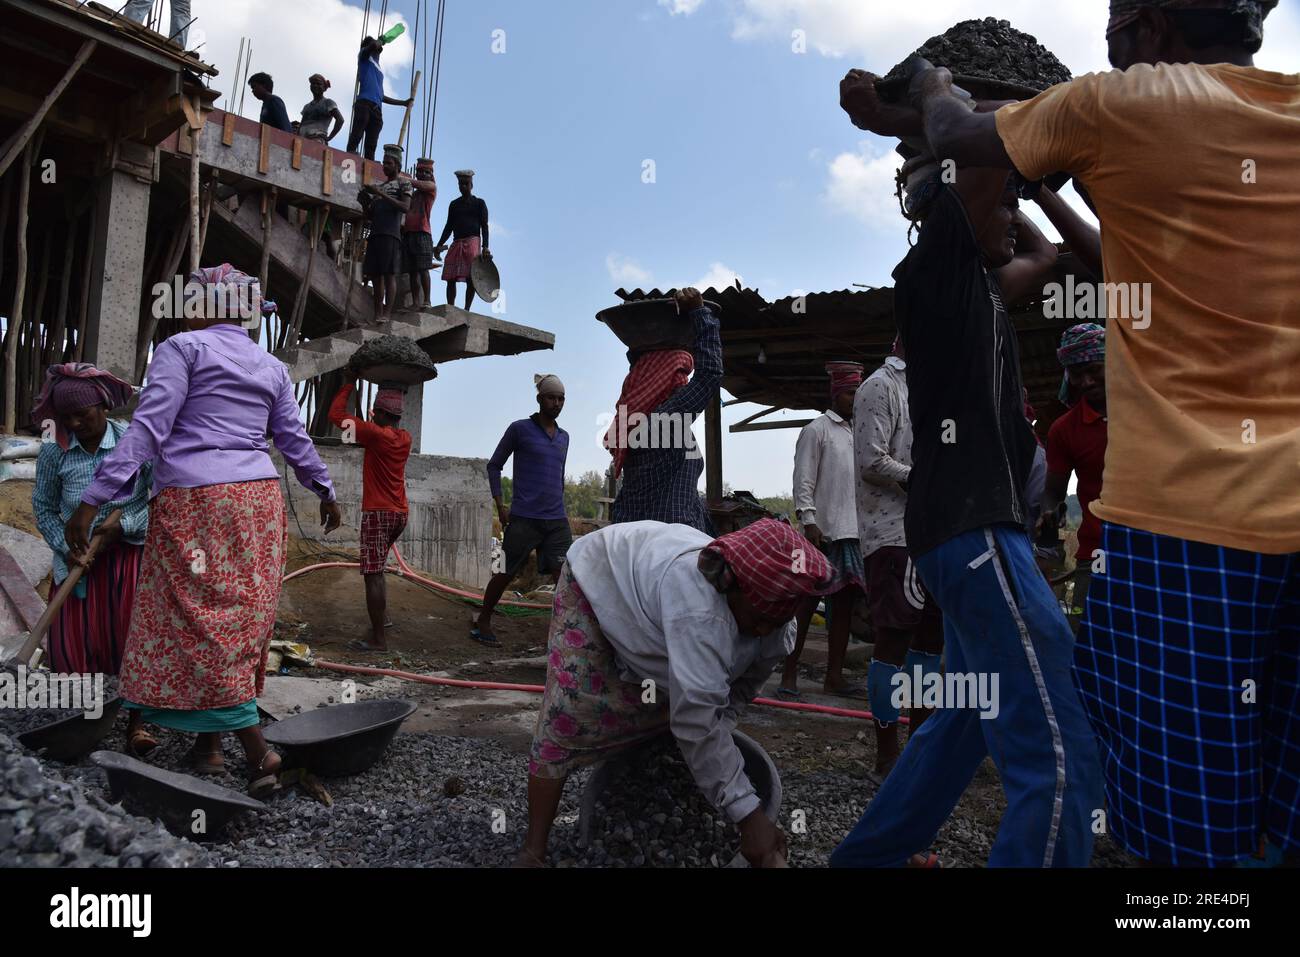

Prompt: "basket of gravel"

[350,335,438,386]
[875,17,1073,104]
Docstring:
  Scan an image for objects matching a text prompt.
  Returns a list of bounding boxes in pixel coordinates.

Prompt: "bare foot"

[512,847,547,868]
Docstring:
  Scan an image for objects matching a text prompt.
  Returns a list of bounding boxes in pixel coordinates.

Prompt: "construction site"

[0,0,1292,902]
[0,0,1129,871]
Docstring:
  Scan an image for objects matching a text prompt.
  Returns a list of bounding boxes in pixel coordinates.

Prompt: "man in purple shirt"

[473,374,570,646]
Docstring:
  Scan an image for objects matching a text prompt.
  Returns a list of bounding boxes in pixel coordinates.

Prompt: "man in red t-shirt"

[402,157,438,308]
[329,379,413,650]
[1038,323,1108,630]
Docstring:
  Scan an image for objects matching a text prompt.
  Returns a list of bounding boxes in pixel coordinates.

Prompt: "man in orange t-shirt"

[839,0,1297,866]
[330,379,413,651]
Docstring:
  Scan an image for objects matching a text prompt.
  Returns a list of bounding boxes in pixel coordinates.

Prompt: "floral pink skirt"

[528,564,669,779]
[119,480,287,711]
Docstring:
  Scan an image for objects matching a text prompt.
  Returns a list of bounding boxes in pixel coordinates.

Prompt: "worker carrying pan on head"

[435,170,490,310]
[329,376,414,653]
[515,518,841,869]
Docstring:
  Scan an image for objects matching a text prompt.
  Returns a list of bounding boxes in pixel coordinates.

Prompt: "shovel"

[2,509,123,669]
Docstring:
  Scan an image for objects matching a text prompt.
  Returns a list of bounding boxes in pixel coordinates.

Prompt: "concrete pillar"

[403,381,424,454]
[83,168,151,383]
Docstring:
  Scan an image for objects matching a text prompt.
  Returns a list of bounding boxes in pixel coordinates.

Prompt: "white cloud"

[726,2,1109,76]
[824,141,907,232]
[693,262,744,291]
[659,0,707,16]
[607,254,652,287]
[189,0,420,147]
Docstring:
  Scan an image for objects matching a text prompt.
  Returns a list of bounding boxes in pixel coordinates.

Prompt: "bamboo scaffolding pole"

[3,135,38,434]
[73,201,96,363]
[0,40,96,181]
[47,217,77,367]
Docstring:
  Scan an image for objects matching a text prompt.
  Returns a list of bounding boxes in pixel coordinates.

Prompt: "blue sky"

[192,0,1300,497]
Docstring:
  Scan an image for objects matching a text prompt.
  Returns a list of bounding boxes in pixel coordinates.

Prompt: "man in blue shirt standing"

[347,36,414,161]
[475,374,571,646]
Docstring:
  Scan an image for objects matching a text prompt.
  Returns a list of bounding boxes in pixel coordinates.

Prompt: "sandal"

[187,748,226,776]
[247,749,283,799]
[906,852,941,869]
[468,625,500,647]
[126,727,159,759]
[775,686,803,701]
[822,681,869,701]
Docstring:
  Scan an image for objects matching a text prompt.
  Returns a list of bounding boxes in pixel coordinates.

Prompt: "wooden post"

[284,209,325,347]
[134,209,191,381]
[0,40,96,181]
[340,224,365,330]
[2,139,35,434]
[253,187,275,340]
[47,217,77,366]
[705,386,723,503]
[73,202,97,363]
[397,70,422,156]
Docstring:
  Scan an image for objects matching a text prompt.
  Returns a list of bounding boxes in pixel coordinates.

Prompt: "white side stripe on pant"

[983,528,1067,868]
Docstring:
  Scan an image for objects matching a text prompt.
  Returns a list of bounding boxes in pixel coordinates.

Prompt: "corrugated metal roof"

[612,254,1083,419]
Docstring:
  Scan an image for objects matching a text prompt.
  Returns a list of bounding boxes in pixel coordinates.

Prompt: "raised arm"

[1034,184,1102,280]
[655,298,722,417]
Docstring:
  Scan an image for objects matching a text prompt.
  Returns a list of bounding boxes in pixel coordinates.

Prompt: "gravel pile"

[881,17,1073,97]
[2,697,1134,868]
[0,732,213,868]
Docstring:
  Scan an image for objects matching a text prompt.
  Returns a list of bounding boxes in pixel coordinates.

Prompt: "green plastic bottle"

[379,23,405,46]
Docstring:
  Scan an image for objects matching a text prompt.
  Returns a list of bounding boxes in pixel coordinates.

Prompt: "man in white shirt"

[517,519,837,868]
[780,363,867,699]
[854,341,944,778]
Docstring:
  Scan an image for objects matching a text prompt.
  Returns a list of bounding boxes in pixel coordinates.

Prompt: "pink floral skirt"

[119,480,287,711]
[528,564,669,779]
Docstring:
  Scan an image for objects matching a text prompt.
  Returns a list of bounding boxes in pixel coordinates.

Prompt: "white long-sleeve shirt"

[853,357,912,556]
[566,521,794,823]
[792,410,858,542]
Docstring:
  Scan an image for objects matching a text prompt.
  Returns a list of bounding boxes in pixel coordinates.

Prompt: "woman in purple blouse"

[64,264,342,797]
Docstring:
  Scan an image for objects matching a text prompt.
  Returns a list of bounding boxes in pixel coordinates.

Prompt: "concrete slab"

[0,524,52,588]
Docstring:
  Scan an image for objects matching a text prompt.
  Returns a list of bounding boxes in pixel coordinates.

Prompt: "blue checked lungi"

[1074,522,1300,867]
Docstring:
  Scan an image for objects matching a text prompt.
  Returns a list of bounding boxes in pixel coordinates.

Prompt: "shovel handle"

[12,509,124,666]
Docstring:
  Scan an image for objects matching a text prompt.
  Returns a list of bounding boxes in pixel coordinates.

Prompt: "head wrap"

[604,349,694,478]
[374,389,405,417]
[309,73,331,90]
[826,361,864,401]
[698,518,838,623]
[31,363,136,449]
[534,374,565,396]
[188,263,271,323]
[416,157,434,171]
[1106,0,1277,48]
[1057,323,1106,402]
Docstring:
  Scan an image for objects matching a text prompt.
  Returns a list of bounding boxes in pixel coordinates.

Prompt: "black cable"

[428,0,445,149]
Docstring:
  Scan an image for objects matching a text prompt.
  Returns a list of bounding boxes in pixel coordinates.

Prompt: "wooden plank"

[0,39,96,181]
[321,147,332,195]
[291,136,303,170]
[258,123,270,174]
[222,112,237,146]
